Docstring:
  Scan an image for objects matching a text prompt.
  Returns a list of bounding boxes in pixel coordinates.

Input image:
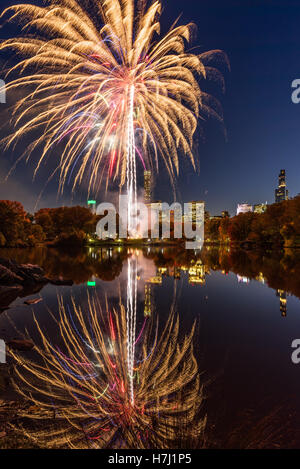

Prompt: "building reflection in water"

[144,283,153,317]
[188,261,206,285]
[237,275,250,284]
[2,246,299,448]
[145,261,207,286]
[256,272,266,285]
[9,255,205,449]
[18,245,292,323]
[276,289,287,317]
[237,272,266,286]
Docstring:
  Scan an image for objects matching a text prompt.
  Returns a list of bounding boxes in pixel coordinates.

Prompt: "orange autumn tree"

[0,200,45,247]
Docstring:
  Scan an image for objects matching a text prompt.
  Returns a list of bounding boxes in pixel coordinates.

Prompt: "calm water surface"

[1,246,300,448]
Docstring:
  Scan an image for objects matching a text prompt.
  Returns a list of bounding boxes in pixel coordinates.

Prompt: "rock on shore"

[0,258,73,312]
[0,259,48,286]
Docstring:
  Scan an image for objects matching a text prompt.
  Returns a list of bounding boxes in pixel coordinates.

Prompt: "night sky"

[0,0,300,216]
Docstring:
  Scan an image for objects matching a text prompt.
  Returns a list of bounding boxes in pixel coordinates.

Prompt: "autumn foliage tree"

[205,195,300,248]
[35,206,99,246]
[0,200,45,247]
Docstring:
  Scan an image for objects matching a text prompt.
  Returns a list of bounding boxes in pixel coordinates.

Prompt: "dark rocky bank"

[0,257,73,313]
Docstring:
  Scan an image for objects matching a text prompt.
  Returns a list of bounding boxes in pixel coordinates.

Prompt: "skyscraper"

[275,169,288,203]
[254,203,267,214]
[87,199,97,214]
[183,201,205,224]
[236,203,253,215]
[144,170,152,203]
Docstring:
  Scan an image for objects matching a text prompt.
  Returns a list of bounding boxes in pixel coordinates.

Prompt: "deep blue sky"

[0,0,300,215]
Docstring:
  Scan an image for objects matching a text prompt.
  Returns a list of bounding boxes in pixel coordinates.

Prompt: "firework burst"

[0,0,227,204]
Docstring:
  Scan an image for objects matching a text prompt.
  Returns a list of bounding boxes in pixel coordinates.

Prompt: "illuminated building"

[144,170,152,204]
[236,203,253,215]
[183,201,205,224]
[275,169,288,203]
[254,203,267,214]
[191,201,205,223]
[276,289,287,317]
[87,199,97,214]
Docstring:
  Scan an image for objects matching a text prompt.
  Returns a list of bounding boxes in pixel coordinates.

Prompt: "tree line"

[0,201,99,247]
[1,195,300,248]
[205,195,300,248]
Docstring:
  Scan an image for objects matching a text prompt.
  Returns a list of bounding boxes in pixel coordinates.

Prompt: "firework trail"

[126,256,137,404]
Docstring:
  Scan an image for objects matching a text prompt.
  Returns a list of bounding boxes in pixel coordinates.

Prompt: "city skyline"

[2,166,290,218]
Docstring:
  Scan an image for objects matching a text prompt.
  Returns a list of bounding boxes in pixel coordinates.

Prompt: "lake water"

[0,246,300,448]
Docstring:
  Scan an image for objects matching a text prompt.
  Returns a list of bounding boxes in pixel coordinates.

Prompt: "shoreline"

[1,240,300,250]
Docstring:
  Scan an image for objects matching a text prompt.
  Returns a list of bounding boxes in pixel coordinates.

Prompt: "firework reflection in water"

[9,258,205,448]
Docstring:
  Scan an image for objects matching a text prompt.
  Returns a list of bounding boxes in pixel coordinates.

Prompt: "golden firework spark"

[9,294,205,449]
[0,0,227,196]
